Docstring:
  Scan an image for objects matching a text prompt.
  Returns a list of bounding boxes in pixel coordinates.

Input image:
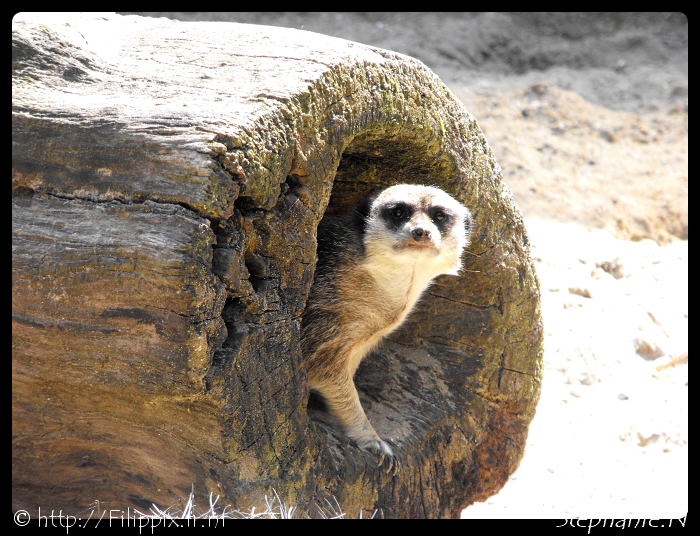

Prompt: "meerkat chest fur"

[360,240,448,327]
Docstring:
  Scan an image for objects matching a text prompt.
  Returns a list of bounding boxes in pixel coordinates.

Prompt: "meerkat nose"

[412,227,432,241]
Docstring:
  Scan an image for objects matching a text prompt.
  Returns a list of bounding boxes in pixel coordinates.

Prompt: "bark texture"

[12,13,543,518]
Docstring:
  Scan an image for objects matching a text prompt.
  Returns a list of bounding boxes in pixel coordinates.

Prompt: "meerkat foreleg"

[312,373,399,475]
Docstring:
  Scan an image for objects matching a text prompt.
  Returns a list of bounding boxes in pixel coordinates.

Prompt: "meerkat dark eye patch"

[380,203,412,231]
[432,210,446,222]
[429,207,453,232]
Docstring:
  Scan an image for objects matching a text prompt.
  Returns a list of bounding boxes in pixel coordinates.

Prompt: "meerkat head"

[360,184,473,275]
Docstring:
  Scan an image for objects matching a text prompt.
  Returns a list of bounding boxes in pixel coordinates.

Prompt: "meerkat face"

[363,185,473,275]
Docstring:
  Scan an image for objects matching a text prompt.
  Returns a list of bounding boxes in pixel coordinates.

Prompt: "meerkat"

[301,184,473,475]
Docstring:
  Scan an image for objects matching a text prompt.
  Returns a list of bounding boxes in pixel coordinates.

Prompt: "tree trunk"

[12,13,543,519]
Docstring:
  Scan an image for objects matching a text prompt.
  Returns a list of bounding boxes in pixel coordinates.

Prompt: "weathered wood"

[12,13,543,518]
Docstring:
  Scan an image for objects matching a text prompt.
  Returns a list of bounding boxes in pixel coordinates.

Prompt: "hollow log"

[12,13,543,519]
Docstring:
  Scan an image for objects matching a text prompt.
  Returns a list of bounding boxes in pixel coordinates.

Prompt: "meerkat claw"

[384,453,400,476]
[363,438,399,475]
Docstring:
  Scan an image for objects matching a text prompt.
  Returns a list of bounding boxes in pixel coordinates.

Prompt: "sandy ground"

[463,219,688,519]
[132,13,688,519]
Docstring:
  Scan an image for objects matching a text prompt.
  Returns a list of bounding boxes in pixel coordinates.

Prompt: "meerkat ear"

[353,193,377,234]
[463,209,474,241]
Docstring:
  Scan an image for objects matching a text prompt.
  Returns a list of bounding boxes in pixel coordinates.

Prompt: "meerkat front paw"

[358,437,400,476]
